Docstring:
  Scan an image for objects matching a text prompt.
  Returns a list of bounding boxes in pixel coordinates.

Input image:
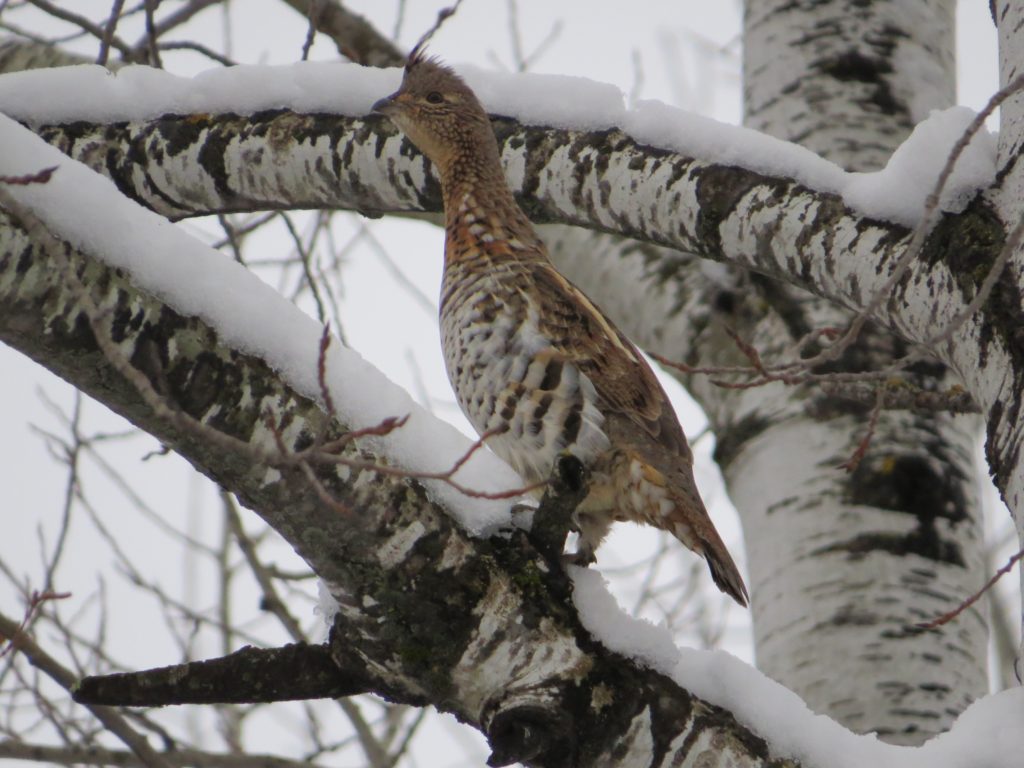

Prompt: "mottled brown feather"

[527,262,692,464]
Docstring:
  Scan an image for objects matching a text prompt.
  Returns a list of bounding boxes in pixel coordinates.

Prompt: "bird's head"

[372,53,495,171]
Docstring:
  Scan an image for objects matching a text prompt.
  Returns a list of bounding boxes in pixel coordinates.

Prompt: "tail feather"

[666,516,748,606]
[692,528,749,610]
[701,533,749,607]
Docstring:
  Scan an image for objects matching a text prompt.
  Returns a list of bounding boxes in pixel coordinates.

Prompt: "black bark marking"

[160,113,209,157]
[693,164,784,259]
[712,413,772,469]
[196,116,235,200]
[818,47,901,115]
[829,454,968,566]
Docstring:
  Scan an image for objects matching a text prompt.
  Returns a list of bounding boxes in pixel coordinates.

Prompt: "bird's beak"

[371,92,398,116]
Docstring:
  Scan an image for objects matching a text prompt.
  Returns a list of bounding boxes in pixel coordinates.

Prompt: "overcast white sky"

[0,2,1015,764]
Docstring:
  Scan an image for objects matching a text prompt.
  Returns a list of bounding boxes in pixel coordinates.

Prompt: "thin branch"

[916,546,1024,630]
[277,0,404,66]
[922,209,1024,351]
[301,0,318,60]
[2,188,537,507]
[809,71,1024,367]
[24,0,132,54]
[837,387,884,472]
[40,390,82,593]
[97,0,127,65]
[0,610,175,768]
[0,591,71,659]
[278,211,327,324]
[0,741,323,768]
[157,40,236,66]
[142,0,162,67]
[408,0,464,61]
[221,492,304,640]
[316,324,337,420]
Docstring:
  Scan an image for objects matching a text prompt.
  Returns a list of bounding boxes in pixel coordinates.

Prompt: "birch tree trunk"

[735,0,987,742]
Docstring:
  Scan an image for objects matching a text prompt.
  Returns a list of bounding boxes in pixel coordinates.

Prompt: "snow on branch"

[0,61,996,226]
[0,111,525,535]
[571,566,1024,768]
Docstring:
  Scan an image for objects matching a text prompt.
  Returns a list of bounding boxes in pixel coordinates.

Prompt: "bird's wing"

[527,261,692,463]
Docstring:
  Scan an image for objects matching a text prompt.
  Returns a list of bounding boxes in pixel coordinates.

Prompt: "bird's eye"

[426,91,444,104]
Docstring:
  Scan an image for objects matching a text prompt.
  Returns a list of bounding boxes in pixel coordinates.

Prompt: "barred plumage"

[373,54,749,606]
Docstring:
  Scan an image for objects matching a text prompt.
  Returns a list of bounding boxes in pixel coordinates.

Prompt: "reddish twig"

[317,324,337,420]
[916,545,1024,630]
[306,422,546,502]
[0,166,58,186]
[724,326,768,377]
[0,590,72,659]
[838,387,884,472]
[649,351,696,374]
[264,407,352,516]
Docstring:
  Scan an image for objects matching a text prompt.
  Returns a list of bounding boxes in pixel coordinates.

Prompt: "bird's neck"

[438,147,541,265]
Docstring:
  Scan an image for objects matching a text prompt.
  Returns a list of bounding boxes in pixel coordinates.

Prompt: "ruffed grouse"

[373,54,749,606]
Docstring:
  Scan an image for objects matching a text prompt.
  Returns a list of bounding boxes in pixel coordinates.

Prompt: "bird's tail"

[699,528,749,607]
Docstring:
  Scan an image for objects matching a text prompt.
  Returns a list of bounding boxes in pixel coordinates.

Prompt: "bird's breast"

[439,266,610,484]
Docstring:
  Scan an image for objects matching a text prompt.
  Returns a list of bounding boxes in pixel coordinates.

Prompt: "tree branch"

[72,642,370,706]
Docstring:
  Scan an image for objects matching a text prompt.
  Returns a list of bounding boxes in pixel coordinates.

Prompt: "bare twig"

[916,546,1024,630]
[317,324,337,420]
[278,0,404,66]
[408,0,464,61]
[0,610,175,768]
[922,209,1024,351]
[279,211,328,323]
[0,165,57,186]
[157,40,236,66]
[142,0,162,67]
[0,591,71,659]
[40,391,82,593]
[25,0,132,56]
[0,741,324,768]
[4,190,538,508]
[301,0,319,60]
[837,387,884,472]
[97,0,127,65]
[356,222,436,315]
[818,380,978,414]
[809,71,1024,368]
[148,0,221,39]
